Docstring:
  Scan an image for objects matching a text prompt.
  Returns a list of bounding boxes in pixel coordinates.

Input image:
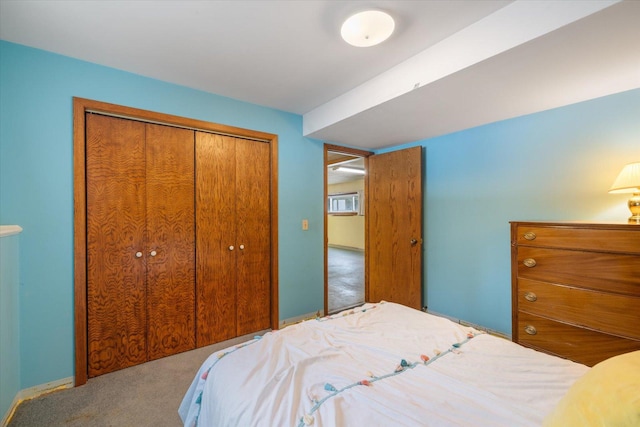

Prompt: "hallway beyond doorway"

[327,246,364,313]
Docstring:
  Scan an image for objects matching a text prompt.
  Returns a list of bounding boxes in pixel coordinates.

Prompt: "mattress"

[179,302,588,426]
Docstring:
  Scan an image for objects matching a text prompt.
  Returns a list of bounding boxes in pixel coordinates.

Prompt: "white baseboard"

[2,376,74,427]
[328,244,364,252]
[1,394,20,427]
[279,311,321,328]
[425,309,511,340]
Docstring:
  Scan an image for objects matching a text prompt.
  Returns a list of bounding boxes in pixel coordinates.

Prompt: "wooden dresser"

[510,221,640,366]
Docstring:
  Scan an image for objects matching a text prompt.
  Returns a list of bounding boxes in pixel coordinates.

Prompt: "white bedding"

[179,302,588,427]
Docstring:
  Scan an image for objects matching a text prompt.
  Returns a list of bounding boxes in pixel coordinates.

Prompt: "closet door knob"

[135,251,143,258]
[149,250,157,257]
[523,258,537,268]
[229,245,234,251]
[239,244,245,250]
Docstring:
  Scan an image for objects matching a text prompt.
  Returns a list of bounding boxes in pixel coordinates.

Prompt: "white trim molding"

[0,225,23,238]
[2,377,74,427]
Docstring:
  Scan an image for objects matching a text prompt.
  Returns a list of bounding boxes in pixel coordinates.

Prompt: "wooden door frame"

[324,144,373,315]
[74,97,279,386]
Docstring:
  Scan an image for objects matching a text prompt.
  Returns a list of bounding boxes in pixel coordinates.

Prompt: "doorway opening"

[324,145,372,314]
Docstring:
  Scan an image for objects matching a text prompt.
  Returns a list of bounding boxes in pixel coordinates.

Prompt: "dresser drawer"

[516,312,640,366]
[517,278,640,340]
[516,246,640,295]
[514,224,640,254]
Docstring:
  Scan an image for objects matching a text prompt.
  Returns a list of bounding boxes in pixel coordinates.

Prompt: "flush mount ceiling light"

[341,10,395,47]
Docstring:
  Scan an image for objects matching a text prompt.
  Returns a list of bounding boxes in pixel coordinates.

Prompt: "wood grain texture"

[196,132,238,346]
[86,114,147,377]
[235,138,271,335]
[516,246,640,296]
[514,223,640,254]
[73,97,277,143]
[517,312,640,366]
[145,124,196,360]
[368,146,422,309]
[518,278,640,340]
[268,136,279,331]
[511,221,640,366]
[75,98,279,382]
[73,99,89,385]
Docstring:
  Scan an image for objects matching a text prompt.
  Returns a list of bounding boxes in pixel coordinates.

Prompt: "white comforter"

[179,302,588,427]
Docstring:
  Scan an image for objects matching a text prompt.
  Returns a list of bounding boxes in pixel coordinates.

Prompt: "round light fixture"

[341,10,395,47]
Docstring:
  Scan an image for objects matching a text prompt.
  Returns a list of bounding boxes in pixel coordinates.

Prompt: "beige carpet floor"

[9,253,363,427]
[7,333,261,427]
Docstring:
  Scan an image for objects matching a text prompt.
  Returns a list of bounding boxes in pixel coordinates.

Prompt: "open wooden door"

[367,146,423,309]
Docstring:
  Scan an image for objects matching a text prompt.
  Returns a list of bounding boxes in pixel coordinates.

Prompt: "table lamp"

[609,162,640,224]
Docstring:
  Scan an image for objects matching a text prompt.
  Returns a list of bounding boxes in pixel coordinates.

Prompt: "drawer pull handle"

[523,258,537,268]
[523,232,536,241]
[524,292,537,302]
[524,325,537,335]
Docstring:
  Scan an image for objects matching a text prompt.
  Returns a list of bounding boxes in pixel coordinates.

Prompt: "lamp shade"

[609,162,640,194]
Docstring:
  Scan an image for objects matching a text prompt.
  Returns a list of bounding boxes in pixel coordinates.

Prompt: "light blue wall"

[2,39,640,395]
[0,232,21,420]
[378,89,640,333]
[0,41,325,390]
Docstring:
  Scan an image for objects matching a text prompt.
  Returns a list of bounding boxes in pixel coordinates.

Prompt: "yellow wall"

[328,179,364,250]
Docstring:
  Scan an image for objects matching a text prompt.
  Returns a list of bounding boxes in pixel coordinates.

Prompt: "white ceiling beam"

[303,0,620,139]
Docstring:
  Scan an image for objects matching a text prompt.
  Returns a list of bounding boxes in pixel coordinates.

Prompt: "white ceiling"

[328,156,366,185]
[1,0,638,150]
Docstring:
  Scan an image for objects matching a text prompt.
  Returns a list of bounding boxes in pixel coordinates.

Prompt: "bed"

[179,301,637,426]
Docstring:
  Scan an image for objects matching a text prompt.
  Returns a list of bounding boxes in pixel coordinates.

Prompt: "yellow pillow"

[544,350,640,427]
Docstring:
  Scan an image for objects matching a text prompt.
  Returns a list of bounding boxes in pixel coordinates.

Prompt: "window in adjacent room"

[328,192,359,215]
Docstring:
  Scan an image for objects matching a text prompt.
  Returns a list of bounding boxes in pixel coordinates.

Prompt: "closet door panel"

[145,124,196,360]
[196,133,237,346]
[236,138,271,335]
[86,114,147,377]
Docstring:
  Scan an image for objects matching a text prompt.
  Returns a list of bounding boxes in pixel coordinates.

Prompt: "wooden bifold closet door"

[86,114,195,377]
[195,132,271,346]
[75,98,279,385]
